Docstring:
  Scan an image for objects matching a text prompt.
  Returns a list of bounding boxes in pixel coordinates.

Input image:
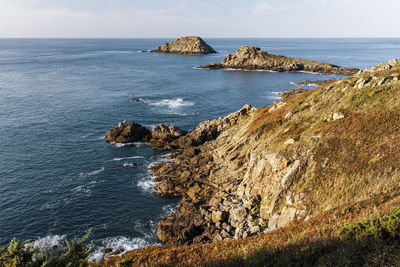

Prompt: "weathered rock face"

[152,36,217,55]
[105,121,187,147]
[199,46,359,75]
[150,124,188,150]
[152,59,400,246]
[105,121,151,143]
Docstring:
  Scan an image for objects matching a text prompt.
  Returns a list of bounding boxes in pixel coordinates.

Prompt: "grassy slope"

[100,62,400,266]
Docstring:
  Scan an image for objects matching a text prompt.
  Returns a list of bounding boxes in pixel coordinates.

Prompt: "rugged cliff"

[199,46,359,75]
[150,59,400,246]
[152,36,217,54]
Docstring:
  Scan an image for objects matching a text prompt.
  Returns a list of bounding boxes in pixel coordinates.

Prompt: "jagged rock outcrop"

[152,36,217,55]
[150,124,188,150]
[105,121,151,143]
[151,59,400,246]
[199,46,359,75]
[279,88,307,100]
[105,121,187,148]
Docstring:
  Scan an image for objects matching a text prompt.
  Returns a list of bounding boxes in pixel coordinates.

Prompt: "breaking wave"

[142,98,194,108]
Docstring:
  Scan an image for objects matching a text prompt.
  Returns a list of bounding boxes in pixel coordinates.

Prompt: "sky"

[0,0,399,38]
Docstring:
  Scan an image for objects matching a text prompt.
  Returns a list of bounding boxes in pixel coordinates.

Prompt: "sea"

[1,38,400,260]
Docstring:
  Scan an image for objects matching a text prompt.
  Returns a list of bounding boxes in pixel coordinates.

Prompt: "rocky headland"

[296,78,339,86]
[198,46,359,75]
[102,59,400,266]
[151,36,217,55]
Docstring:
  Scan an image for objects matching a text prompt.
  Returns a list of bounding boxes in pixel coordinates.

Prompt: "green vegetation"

[213,208,400,267]
[339,207,400,241]
[0,230,93,267]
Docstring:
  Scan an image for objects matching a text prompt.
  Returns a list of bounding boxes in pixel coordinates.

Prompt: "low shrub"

[0,230,92,267]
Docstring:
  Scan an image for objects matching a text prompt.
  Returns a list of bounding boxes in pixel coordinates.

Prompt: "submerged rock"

[199,46,359,75]
[105,121,151,143]
[152,36,217,55]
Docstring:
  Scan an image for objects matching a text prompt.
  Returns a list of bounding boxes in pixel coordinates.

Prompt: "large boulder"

[152,36,217,54]
[105,121,151,143]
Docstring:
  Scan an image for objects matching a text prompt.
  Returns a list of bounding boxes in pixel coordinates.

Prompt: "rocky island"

[151,36,217,54]
[199,46,359,75]
[102,59,400,266]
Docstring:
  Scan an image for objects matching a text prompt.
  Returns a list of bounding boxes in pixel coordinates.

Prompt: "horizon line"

[0,36,400,39]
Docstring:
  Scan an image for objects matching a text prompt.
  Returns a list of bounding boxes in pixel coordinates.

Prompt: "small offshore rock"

[152,36,217,54]
[199,45,359,75]
[105,121,151,143]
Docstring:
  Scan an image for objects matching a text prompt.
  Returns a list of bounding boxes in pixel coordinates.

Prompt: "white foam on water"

[137,177,159,193]
[147,157,173,169]
[111,156,144,161]
[289,81,298,86]
[109,142,141,148]
[161,204,177,218]
[31,235,66,252]
[297,70,323,75]
[72,185,92,195]
[89,237,154,262]
[267,91,282,100]
[143,98,194,108]
[88,167,105,176]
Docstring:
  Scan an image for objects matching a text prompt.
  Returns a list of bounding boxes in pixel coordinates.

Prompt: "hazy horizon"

[0,0,399,38]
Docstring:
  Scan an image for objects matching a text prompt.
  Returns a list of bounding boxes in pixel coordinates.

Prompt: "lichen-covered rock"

[105,121,151,143]
[199,46,359,75]
[152,36,217,55]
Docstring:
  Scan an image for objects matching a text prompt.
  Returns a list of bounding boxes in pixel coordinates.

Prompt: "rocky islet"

[152,36,217,54]
[199,45,359,75]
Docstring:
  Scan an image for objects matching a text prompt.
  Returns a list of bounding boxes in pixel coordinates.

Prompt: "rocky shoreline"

[152,36,217,55]
[198,46,359,75]
[106,59,400,250]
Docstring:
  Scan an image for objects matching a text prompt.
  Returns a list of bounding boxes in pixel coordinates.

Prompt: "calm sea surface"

[1,38,399,258]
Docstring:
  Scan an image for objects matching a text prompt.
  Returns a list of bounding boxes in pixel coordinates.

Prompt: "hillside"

[101,59,400,266]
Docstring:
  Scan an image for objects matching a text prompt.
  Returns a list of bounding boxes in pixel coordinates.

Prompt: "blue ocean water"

[1,38,400,258]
